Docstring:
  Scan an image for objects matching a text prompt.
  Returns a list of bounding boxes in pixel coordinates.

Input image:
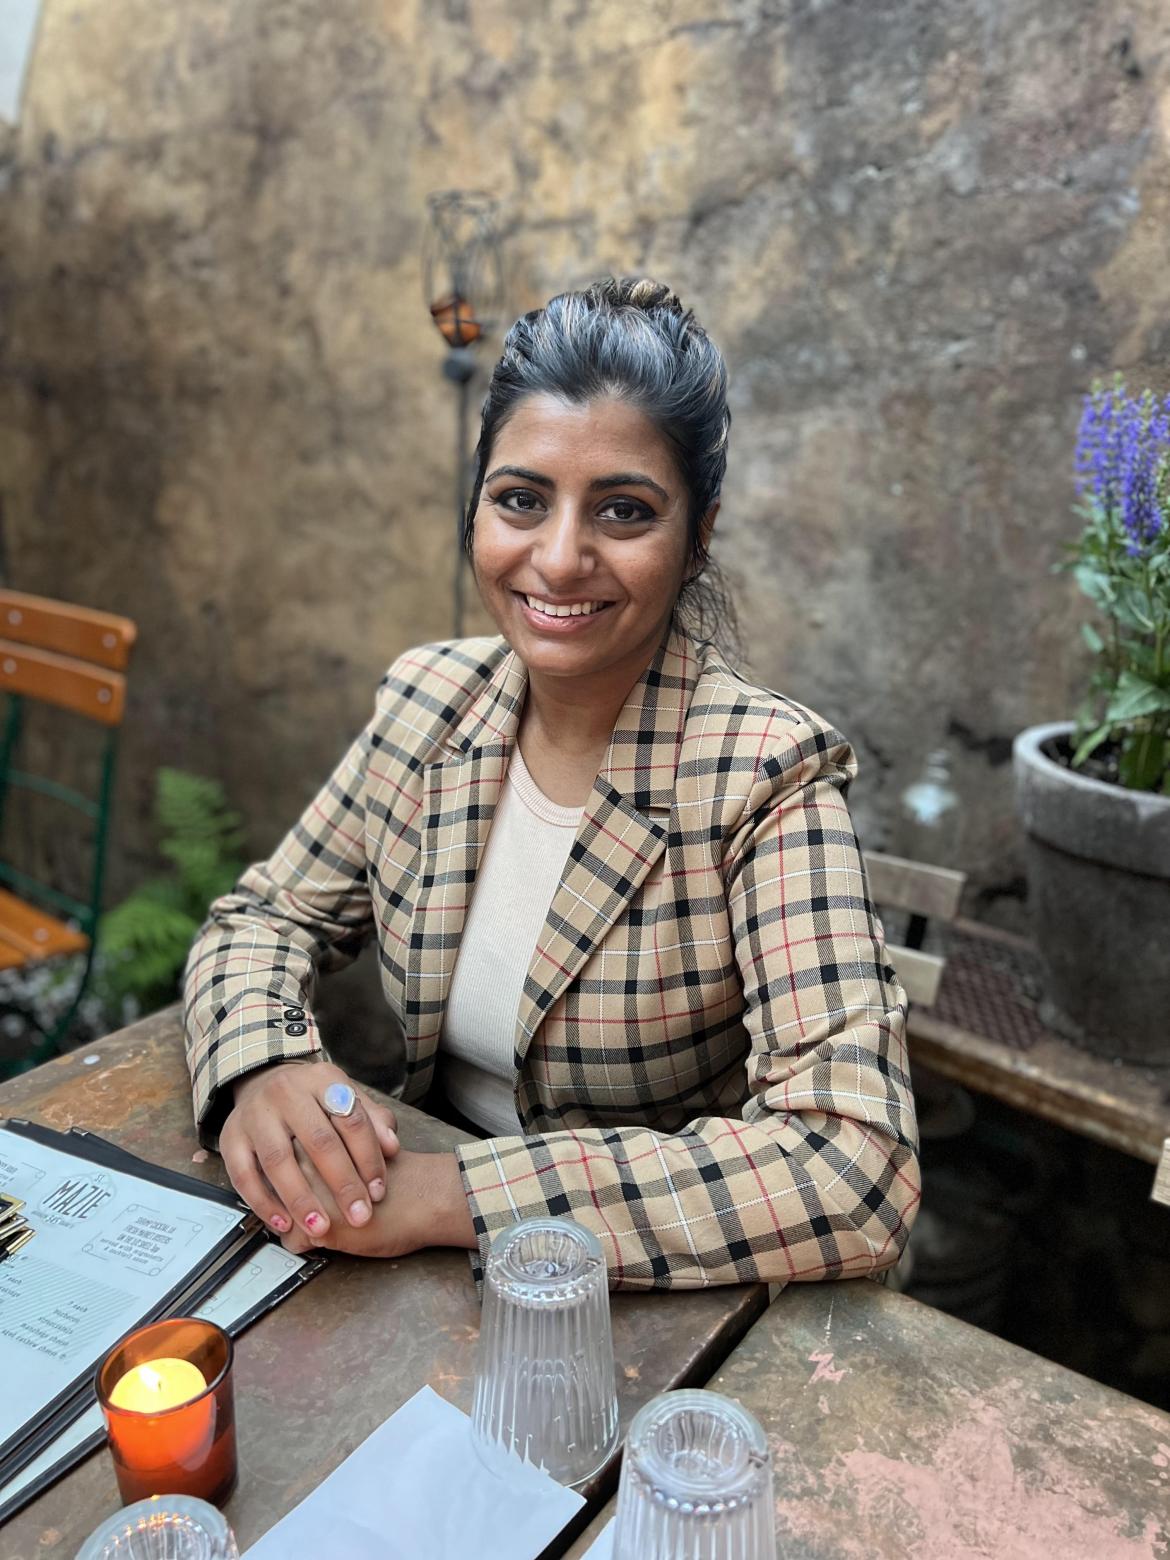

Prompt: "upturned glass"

[611,1389,776,1560]
[471,1216,619,1488]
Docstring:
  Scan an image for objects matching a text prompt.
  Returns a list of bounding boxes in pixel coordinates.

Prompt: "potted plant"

[1013,381,1170,1066]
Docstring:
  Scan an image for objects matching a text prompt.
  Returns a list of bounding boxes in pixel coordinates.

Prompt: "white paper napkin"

[242,1385,585,1560]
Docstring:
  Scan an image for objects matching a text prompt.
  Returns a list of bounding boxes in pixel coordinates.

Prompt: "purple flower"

[1075,383,1169,556]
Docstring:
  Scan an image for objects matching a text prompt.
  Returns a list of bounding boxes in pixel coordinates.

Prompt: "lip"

[511,590,615,634]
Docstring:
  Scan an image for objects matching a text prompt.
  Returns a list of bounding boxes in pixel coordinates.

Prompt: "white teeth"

[525,596,605,618]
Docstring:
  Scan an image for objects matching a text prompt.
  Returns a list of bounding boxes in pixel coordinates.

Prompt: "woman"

[183,277,919,1289]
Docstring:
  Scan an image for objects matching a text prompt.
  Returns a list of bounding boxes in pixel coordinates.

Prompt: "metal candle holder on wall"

[422,191,505,637]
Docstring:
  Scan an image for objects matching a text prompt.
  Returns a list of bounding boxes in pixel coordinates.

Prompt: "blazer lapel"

[402,649,527,1097]
[514,631,700,1063]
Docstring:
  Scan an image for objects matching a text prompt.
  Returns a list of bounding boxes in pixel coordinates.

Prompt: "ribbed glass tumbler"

[611,1389,776,1560]
[471,1216,619,1488]
[74,1496,238,1560]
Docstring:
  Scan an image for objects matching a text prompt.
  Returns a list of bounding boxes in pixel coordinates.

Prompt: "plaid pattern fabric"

[184,630,919,1290]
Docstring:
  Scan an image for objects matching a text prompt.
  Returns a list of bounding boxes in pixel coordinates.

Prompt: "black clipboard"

[0,1120,259,1485]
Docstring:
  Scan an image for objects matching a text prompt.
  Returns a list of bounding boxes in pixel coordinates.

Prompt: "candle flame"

[139,1365,164,1394]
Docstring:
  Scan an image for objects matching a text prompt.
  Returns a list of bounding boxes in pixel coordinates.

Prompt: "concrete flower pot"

[1013,722,1170,1066]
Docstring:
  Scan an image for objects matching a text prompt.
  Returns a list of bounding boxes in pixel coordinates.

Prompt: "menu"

[0,1121,254,1476]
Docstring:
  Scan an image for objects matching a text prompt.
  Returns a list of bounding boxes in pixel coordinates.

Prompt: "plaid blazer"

[184,630,919,1290]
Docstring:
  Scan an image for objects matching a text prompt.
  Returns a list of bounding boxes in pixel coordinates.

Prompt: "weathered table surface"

[0,1010,767,1559]
[566,1278,1170,1558]
[910,920,1170,1169]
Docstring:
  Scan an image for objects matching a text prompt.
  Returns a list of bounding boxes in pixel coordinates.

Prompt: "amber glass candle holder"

[96,1318,237,1508]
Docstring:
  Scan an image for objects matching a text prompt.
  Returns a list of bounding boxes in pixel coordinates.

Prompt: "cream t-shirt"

[440,746,584,1136]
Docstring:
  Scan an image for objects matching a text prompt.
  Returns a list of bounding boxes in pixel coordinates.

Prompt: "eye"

[495,487,546,516]
[599,497,655,524]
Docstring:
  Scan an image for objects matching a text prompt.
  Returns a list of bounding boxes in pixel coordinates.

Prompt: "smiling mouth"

[516,593,613,619]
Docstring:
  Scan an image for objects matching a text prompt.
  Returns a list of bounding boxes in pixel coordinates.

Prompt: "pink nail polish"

[270,1213,290,1233]
[369,1178,386,1202]
[305,1212,325,1234]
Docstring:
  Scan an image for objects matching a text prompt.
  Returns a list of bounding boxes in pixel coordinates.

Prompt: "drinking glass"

[611,1389,776,1560]
[471,1216,619,1488]
[74,1495,238,1560]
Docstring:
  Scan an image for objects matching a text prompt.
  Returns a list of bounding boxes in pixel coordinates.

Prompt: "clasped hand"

[220,1059,474,1258]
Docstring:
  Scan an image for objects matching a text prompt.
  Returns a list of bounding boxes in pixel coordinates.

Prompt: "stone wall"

[2,0,1168,925]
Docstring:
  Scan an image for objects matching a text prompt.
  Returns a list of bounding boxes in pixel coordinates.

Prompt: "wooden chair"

[764,851,967,1304]
[858,851,967,1295]
[0,590,137,1073]
[863,851,967,1010]
[879,904,1170,1207]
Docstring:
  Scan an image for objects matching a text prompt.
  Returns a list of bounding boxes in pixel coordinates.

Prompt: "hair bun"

[626,277,680,313]
[591,276,686,319]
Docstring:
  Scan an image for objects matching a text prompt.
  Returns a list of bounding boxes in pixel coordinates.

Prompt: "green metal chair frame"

[0,592,136,1075]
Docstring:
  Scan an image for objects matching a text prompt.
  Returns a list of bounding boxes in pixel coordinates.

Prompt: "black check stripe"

[184,630,919,1289]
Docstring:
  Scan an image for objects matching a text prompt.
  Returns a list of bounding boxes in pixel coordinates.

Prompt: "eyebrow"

[484,465,670,504]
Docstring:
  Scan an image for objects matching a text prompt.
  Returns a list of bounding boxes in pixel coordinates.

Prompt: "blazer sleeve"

[454,741,921,1291]
[182,702,381,1148]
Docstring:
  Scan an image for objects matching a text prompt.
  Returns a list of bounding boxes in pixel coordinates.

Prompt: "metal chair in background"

[0,590,137,1074]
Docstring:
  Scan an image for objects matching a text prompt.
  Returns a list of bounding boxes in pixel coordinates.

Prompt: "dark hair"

[465,277,738,651]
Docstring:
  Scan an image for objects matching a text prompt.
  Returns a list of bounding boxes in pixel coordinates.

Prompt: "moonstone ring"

[322,1082,358,1118]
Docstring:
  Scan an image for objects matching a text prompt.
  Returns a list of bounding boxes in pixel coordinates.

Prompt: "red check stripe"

[184,629,919,1292]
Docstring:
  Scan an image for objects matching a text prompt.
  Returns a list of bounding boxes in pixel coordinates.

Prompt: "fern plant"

[97,768,246,1013]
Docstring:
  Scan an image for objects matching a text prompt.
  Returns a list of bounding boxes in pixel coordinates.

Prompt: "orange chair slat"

[0,591,137,671]
[0,639,126,726]
[0,888,89,961]
[0,939,26,970]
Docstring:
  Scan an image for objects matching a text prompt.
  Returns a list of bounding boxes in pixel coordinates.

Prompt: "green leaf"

[1071,723,1113,767]
[126,877,188,913]
[1072,564,1114,611]
[151,768,246,914]
[1112,584,1156,634]
[93,766,248,1014]
[96,895,202,1006]
[1119,730,1170,792]
[1116,639,1161,680]
[1105,671,1170,724]
[1080,622,1105,655]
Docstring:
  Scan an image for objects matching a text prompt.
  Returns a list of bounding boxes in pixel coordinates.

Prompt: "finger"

[230,1151,295,1237]
[220,1121,293,1236]
[280,1225,315,1256]
[256,1125,333,1240]
[331,1094,392,1201]
[361,1103,399,1200]
[365,1101,400,1158]
[288,1097,373,1229]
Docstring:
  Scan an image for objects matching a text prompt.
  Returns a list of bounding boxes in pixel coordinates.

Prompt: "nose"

[531,503,594,586]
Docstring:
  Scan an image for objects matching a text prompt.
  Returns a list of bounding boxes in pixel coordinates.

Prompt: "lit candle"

[98,1318,238,1507]
[109,1357,214,1471]
[110,1357,207,1414]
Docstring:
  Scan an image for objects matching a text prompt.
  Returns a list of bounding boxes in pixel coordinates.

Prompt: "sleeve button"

[285,1022,307,1037]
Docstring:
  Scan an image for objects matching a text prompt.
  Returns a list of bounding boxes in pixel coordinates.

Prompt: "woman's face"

[472,394,696,693]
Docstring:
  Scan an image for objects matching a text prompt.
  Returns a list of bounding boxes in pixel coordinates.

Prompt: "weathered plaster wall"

[1,0,1168,926]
